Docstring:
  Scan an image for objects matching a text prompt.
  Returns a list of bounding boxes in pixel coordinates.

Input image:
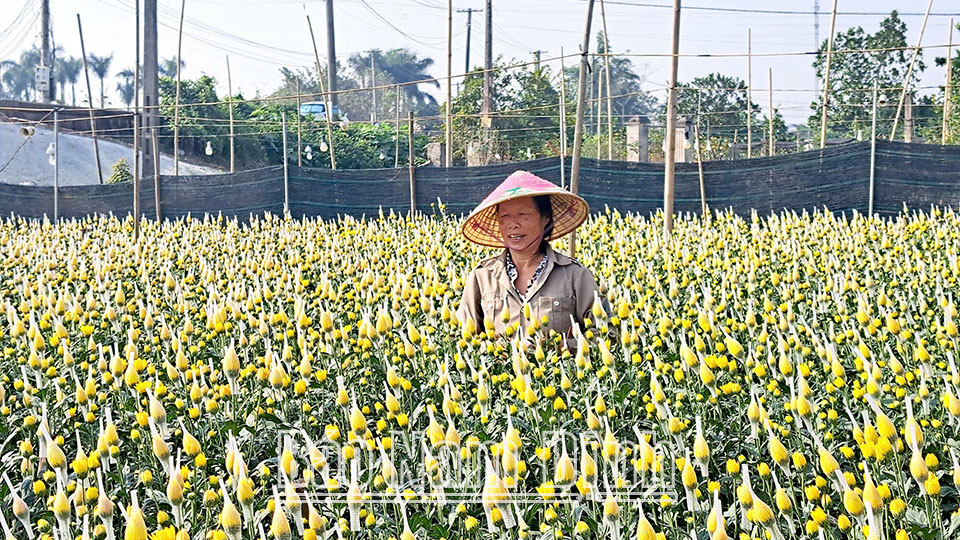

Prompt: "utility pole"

[531,50,542,73]
[482,0,492,122]
[567,0,595,258]
[326,0,339,111]
[143,0,159,178]
[457,8,481,74]
[41,0,52,102]
[662,0,682,238]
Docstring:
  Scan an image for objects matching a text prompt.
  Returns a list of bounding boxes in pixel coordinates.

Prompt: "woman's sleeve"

[574,266,602,324]
[456,268,483,328]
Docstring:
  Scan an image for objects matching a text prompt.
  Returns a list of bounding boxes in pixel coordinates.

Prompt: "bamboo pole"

[395,86,401,168]
[943,18,954,145]
[152,128,161,220]
[133,107,140,241]
[408,111,416,216]
[768,68,774,157]
[306,14,338,169]
[663,0,682,237]
[173,0,185,176]
[77,14,104,185]
[889,0,933,141]
[567,0,596,258]
[694,92,706,220]
[53,109,59,221]
[445,0,453,167]
[747,28,752,159]
[596,65,603,159]
[600,0,613,160]
[559,48,568,189]
[226,55,235,172]
[282,112,289,214]
[819,0,838,148]
[296,79,302,167]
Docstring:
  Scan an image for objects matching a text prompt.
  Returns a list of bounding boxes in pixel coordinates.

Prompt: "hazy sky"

[2,0,957,124]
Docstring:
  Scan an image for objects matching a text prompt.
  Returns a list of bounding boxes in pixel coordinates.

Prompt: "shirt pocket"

[538,295,576,335]
[481,294,504,324]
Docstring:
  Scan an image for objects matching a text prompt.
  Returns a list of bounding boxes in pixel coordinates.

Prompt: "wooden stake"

[408,111,416,216]
[662,0,681,237]
[943,18,954,145]
[53,108,59,221]
[133,107,140,240]
[306,14,337,169]
[226,55,235,172]
[819,0,838,148]
[568,0,596,258]
[173,0,185,176]
[889,0,933,142]
[694,93,706,220]
[77,14,104,185]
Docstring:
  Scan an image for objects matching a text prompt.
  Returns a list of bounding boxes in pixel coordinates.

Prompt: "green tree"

[87,53,114,108]
[450,59,562,163]
[56,56,82,105]
[931,25,960,143]
[809,11,923,140]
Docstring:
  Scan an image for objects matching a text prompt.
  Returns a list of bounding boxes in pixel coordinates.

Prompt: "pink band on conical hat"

[461,170,589,248]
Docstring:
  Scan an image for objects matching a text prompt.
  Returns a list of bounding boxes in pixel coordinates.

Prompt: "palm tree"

[57,57,82,105]
[87,53,114,107]
[159,56,185,78]
[349,48,438,113]
[55,55,82,104]
[116,68,136,107]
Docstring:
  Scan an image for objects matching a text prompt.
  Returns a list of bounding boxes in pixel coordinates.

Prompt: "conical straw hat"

[461,170,589,248]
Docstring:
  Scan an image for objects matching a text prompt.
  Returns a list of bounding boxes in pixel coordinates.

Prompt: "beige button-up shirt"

[457,245,600,338]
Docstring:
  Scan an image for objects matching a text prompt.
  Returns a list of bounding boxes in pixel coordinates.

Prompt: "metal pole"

[53,109,59,221]
[445,0,453,168]
[943,18,954,145]
[408,111,416,216]
[173,0,185,176]
[568,0,595,258]
[152,128,161,220]
[600,0,613,160]
[459,8,475,74]
[394,86,401,168]
[282,112,289,214]
[869,83,878,217]
[307,15,337,169]
[889,0,933,142]
[227,55,235,172]
[819,0,838,148]
[325,0,338,109]
[663,0,681,238]
[747,28,752,159]
[77,14,104,185]
[768,68,774,157]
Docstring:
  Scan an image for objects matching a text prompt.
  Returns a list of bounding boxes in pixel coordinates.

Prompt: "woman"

[457,170,601,343]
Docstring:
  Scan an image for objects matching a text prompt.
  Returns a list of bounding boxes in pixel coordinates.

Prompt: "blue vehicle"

[299,101,345,121]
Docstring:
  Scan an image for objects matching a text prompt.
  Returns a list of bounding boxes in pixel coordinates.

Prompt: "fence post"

[408,111,416,216]
[152,128,161,220]
[869,83,878,218]
[282,112,289,215]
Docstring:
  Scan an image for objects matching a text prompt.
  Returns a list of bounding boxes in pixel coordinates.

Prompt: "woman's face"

[498,197,550,253]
